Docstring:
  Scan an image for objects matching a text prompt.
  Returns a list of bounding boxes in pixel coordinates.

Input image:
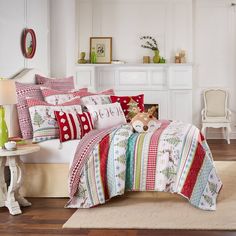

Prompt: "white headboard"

[6,68,46,137]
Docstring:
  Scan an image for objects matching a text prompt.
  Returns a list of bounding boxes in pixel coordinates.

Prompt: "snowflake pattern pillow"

[54,111,94,142]
[41,87,88,105]
[110,94,144,122]
[86,102,127,130]
[27,98,82,142]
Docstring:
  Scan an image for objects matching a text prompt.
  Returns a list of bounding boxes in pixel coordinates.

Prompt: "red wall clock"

[22,28,36,59]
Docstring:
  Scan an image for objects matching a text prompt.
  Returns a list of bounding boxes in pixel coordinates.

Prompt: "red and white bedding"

[67,120,222,211]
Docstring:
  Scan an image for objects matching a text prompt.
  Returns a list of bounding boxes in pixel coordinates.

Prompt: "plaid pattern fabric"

[35,74,75,91]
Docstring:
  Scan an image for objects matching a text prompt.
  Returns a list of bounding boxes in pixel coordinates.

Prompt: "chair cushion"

[205,90,226,117]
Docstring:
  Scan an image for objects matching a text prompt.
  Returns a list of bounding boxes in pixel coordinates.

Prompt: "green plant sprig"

[140,36,159,51]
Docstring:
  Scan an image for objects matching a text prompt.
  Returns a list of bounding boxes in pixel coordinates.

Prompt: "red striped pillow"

[54,111,94,142]
[35,74,75,91]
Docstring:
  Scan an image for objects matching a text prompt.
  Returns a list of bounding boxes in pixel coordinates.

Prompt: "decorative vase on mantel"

[153,50,160,63]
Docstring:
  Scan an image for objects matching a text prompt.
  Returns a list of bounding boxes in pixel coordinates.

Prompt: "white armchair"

[201,88,232,144]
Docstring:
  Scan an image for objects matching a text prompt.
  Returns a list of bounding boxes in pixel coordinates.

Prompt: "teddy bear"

[131,106,161,133]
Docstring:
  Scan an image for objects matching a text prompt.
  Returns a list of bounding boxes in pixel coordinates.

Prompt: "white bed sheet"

[20,139,79,164]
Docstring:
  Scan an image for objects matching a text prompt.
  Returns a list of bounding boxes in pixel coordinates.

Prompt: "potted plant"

[140,36,161,63]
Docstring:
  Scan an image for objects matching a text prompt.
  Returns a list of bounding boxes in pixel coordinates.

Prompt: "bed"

[7,68,222,210]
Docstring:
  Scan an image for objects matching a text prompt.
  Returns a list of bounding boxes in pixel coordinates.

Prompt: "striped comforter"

[67,120,222,210]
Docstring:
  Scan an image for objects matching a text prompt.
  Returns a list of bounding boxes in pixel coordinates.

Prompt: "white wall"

[50,0,76,77]
[77,0,193,63]
[193,0,236,138]
[0,0,50,78]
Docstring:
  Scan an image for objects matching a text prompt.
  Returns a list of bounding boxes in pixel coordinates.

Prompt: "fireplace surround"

[75,64,193,123]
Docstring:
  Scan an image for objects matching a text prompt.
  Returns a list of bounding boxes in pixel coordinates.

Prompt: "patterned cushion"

[41,87,88,105]
[54,111,94,142]
[35,74,75,91]
[76,89,115,106]
[110,94,144,122]
[86,103,127,130]
[15,82,46,139]
[27,97,82,143]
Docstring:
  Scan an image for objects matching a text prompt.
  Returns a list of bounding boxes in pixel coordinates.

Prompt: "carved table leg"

[5,156,24,215]
[0,157,7,207]
[14,157,31,207]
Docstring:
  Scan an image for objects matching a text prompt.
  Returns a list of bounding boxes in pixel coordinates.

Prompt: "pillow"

[15,82,46,139]
[35,74,75,91]
[110,94,144,122]
[54,111,94,142]
[131,109,161,133]
[26,97,82,143]
[76,89,115,106]
[41,87,88,105]
[86,103,127,130]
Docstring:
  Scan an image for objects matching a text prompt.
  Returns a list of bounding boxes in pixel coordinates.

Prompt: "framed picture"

[90,37,112,64]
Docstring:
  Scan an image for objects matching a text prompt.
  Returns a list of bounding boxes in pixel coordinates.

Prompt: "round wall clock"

[22,28,36,59]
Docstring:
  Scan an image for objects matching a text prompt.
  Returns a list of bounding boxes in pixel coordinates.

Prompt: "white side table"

[0,144,40,215]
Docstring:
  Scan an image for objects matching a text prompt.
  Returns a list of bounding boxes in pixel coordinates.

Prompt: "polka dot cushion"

[54,111,94,142]
[110,94,144,122]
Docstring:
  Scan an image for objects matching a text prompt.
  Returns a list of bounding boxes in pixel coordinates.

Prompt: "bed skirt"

[20,163,70,197]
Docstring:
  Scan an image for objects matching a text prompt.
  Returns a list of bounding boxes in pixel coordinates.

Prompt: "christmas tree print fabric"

[67,121,222,211]
[27,98,82,142]
[110,94,144,121]
[55,111,94,142]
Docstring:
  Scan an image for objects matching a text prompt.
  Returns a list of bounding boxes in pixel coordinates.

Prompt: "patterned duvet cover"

[67,120,222,211]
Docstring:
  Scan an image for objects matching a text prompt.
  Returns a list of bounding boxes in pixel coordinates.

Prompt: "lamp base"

[0,106,9,148]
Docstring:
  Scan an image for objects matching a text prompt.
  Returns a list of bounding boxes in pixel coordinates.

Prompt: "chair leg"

[226,126,231,144]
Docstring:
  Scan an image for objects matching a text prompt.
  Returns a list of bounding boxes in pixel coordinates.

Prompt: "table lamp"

[0,79,17,148]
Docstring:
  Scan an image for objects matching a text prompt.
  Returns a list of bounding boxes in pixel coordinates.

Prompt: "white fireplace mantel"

[75,63,193,123]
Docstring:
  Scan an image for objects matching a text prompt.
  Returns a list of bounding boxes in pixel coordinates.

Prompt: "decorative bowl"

[5,141,17,151]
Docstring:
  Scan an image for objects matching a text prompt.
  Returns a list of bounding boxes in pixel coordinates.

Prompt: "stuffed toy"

[131,106,161,133]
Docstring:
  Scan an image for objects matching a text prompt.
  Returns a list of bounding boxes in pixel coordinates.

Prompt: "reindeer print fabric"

[86,103,127,130]
[67,121,222,211]
[27,98,82,142]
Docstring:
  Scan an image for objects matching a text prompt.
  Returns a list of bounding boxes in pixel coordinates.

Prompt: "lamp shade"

[0,80,17,105]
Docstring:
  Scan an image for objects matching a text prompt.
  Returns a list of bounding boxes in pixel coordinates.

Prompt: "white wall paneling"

[0,0,50,77]
[77,0,192,64]
[194,0,236,138]
[75,64,193,123]
[50,0,76,77]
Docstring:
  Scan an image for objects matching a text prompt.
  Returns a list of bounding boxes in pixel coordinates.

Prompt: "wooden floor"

[0,139,236,236]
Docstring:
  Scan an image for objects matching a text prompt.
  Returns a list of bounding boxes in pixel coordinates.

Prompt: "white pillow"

[86,103,127,130]
[81,94,111,106]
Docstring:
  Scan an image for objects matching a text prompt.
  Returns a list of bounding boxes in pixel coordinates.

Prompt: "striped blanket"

[67,120,222,210]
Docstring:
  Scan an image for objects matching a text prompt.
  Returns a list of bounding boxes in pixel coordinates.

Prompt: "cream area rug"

[63,161,236,230]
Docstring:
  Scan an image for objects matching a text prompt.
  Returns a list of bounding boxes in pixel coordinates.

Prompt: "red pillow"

[110,94,144,122]
[54,111,94,142]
